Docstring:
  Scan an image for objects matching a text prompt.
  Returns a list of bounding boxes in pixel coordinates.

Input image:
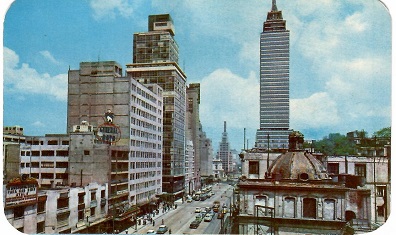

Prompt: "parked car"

[186,197,193,203]
[156,225,168,234]
[147,229,156,234]
[189,220,200,229]
[204,214,213,222]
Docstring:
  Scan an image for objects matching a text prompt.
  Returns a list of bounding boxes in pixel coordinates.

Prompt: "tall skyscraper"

[256,0,291,149]
[127,14,187,199]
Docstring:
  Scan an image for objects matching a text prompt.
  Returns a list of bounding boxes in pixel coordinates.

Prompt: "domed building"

[234,131,371,235]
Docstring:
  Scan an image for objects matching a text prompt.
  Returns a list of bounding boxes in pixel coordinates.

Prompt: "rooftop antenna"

[272,0,278,11]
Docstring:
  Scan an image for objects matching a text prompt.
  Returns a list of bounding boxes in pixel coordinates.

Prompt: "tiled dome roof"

[267,151,329,181]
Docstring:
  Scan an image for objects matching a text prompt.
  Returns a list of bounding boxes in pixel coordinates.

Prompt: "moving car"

[156,225,168,234]
[195,214,203,222]
[204,214,213,222]
[147,229,156,234]
[195,207,201,213]
[189,220,200,229]
[186,197,193,203]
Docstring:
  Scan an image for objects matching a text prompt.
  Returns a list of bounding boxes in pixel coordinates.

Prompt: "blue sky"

[2,0,393,151]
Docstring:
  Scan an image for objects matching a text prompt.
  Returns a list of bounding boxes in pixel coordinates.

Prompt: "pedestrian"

[161,219,164,225]
[153,220,155,226]
[169,228,171,234]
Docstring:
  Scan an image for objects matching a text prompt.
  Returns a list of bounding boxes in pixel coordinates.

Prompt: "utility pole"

[267,134,270,170]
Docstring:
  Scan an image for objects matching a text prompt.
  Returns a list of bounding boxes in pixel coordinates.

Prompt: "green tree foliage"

[373,127,391,138]
[313,133,355,156]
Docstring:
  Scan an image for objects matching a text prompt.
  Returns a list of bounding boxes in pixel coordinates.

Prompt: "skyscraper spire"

[272,0,278,12]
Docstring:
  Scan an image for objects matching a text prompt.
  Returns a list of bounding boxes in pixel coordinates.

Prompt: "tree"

[373,127,391,138]
[313,133,355,156]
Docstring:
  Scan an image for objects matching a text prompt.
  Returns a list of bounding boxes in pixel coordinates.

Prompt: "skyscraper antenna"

[272,0,278,11]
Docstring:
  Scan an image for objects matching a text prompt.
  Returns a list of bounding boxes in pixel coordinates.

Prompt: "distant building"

[212,156,224,181]
[184,140,195,195]
[255,0,291,149]
[127,14,187,200]
[186,83,202,190]
[217,121,234,175]
[201,134,214,178]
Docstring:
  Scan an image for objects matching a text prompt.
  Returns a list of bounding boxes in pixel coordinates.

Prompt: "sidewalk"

[122,199,183,234]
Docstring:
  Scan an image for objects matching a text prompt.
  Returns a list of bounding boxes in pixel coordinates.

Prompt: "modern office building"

[256,0,291,149]
[127,14,187,200]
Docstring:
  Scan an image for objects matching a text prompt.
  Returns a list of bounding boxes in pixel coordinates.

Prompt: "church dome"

[267,151,329,181]
[266,131,330,181]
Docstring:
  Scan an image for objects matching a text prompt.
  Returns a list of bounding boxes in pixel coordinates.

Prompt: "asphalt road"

[136,183,234,234]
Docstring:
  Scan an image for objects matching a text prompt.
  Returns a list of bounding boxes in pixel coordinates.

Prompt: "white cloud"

[200,69,259,130]
[4,47,68,101]
[345,13,368,32]
[89,0,134,20]
[39,50,61,65]
[291,92,340,129]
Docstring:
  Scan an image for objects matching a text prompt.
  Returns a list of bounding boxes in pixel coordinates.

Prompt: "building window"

[327,163,339,175]
[37,221,45,233]
[57,196,69,209]
[355,164,366,178]
[90,207,96,217]
[91,192,96,201]
[14,206,25,218]
[78,193,85,204]
[38,201,46,213]
[248,161,259,175]
[303,198,316,219]
[84,150,90,155]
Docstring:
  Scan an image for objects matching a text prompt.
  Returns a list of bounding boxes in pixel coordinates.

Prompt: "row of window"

[130,139,161,150]
[131,128,162,141]
[21,150,69,157]
[130,161,161,169]
[130,150,161,159]
[21,162,68,169]
[131,117,161,132]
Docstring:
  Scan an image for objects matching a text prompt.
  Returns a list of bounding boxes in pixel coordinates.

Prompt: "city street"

[124,183,234,234]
